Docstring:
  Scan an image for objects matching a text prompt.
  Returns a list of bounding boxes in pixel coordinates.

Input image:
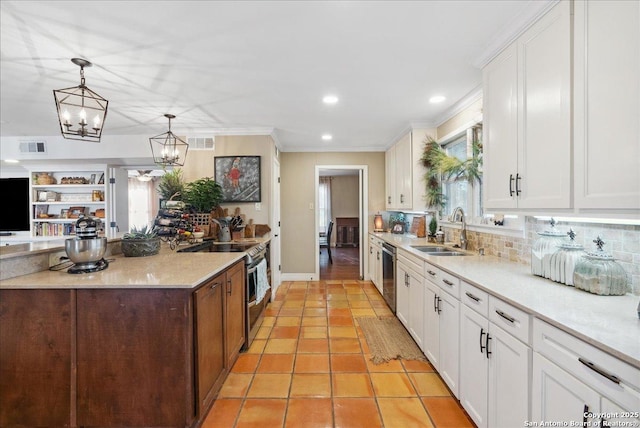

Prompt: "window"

[318,177,332,234]
[441,126,482,219]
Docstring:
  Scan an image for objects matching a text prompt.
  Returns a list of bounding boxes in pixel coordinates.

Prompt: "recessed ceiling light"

[322,95,339,104]
[429,95,446,104]
[322,134,333,141]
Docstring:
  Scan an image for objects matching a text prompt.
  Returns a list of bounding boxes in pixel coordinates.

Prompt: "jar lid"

[584,236,615,260]
[558,228,584,250]
[537,217,564,237]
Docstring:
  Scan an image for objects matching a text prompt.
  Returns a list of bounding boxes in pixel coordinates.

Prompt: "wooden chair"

[319,220,334,264]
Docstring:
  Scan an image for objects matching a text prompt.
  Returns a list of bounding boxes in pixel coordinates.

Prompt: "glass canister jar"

[573,237,630,296]
[531,218,565,279]
[549,229,585,286]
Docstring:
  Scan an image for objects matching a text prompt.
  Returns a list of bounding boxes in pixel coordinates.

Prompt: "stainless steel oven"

[382,242,396,313]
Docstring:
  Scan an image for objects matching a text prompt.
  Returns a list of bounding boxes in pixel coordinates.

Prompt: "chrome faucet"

[450,206,468,250]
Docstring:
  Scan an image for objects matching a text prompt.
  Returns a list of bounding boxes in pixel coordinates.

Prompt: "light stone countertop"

[0,246,246,289]
[372,232,640,369]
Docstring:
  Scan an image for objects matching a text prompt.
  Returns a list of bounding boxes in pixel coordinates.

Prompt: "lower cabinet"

[460,282,531,428]
[0,260,246,427]
[195,274,226,415]
[423,276,460,397]
[396,250,425,348]
[368,235,383,293]
[532,319,640,427]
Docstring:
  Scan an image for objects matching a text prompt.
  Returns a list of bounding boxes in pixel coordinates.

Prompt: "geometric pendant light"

[149,114,189,167]
[53,58,108,142]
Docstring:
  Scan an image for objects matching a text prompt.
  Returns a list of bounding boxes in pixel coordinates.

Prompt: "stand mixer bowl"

[65,237,107,267]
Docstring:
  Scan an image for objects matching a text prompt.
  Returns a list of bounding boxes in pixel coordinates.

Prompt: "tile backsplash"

[442,217,640,295]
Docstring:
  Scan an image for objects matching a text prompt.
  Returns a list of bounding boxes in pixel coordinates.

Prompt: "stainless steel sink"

[410,245,470,256]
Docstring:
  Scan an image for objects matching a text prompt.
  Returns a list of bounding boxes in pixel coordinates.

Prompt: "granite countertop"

[0,236,271,289]
[372,232,640,369]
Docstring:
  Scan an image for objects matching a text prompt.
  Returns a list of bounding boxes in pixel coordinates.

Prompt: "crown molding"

[472,0,559,69]
[433,85,483,128]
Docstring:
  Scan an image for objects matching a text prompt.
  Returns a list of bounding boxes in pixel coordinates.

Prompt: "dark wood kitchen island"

[0,247,252,428]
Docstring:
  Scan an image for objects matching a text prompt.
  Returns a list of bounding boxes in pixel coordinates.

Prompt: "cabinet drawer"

[489,297,531,345]
[424,262,439,285]
[438,269,460,299]
[533,319,640,412]
[461,281,489,318]
[398,249,423,277]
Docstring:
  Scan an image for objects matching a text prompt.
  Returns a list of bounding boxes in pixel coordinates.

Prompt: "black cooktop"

[177,241,256,253]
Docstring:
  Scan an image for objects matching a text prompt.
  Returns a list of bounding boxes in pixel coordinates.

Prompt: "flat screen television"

[0,177,30,232]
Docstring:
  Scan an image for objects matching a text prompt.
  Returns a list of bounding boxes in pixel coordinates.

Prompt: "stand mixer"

[65,216,109,274]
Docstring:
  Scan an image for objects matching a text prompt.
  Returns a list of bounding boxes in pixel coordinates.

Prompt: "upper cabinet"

[483,0,572,211]
[483,0,640,217]
[573,0,640,212]
[385,128,434,212]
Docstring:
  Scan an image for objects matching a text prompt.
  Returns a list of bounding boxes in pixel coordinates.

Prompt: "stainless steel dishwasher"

[381,242,396,313]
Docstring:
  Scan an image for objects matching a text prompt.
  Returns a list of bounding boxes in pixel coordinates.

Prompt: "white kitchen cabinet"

[385,132,412,210]
[460,284,531,428]
[368,235,383,293]
[532,319,640,425]
[385,128,434,212]
[396,250,424,349]
[423,266,459,397]
[29,166,128,238]
[483,0,571,211]
[573,0,640,212]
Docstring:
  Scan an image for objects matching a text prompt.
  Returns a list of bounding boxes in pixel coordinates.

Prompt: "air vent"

[19,140,47,154]
[187,136,215,150]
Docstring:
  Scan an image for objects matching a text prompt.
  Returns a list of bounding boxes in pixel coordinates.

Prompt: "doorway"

[315,165,368,280]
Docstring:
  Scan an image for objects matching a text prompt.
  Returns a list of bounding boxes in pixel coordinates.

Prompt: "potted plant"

[428,216,438,242]
[183,177,223,213]
[157,168,185,206]
[183,177,223,235]
[121,225,161,257]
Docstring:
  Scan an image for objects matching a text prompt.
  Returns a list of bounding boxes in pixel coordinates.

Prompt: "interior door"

[271,157,281,293]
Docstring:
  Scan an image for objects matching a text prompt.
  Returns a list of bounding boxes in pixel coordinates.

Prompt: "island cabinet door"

[195,274,226,416]
[76,289,193,428]
[0,289,72,427]
[224,261,246,369]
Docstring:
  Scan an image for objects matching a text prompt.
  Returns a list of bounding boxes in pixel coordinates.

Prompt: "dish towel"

[256,258,270,304]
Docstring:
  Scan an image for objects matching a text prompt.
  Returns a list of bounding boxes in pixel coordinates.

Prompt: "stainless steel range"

[178,241,270,349]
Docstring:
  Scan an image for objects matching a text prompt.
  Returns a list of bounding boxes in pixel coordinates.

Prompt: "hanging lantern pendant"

[53,58,108,142]
[149,114,189,167]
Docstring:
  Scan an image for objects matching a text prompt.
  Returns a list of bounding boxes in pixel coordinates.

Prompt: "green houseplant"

[157,168,185,203]
[121,225,160,257]
[183,177,223,213]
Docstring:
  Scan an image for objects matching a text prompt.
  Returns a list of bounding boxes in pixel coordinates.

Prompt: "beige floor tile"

[332,373,374,397]
[328,325,358,338]
[275,316,301,326]
[256,354,295,373]
[246,373,292,398]
[301,326,328,339]
[218,373,253,398]
[245,339,266,354]
[378,397,434,427]
[370,372,416,397]
[297,338,330,354]
[235,398,287,428]
[290,373,331,397]
[295,353,330,373]
[408,372,451,396]
[254,325,272,339]
[263,338,298,354]
[333,397,382,428]
[302,316,328,327]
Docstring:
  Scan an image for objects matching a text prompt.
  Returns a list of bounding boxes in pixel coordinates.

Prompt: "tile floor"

[202,280,475,428]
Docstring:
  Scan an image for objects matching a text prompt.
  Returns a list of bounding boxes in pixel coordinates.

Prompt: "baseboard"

[281,272,319,282]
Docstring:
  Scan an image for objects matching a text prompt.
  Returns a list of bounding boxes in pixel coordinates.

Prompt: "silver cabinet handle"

[427,270,436,277]
[465,292,480,302]
[495,309,515,323]
[442,279,454,286]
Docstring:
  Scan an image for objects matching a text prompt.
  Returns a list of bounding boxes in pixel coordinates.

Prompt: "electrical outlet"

[49,251,68,267]
[255,202,261,211]
[309,202,314,210]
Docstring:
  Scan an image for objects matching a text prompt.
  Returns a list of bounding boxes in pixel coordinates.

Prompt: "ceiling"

[0,1,553,153]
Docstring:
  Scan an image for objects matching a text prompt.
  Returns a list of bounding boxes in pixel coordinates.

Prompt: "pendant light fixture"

[149,114,189,167]
[53,58,108,142]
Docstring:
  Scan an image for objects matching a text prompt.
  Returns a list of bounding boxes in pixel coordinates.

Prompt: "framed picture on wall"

[214,156,261,203]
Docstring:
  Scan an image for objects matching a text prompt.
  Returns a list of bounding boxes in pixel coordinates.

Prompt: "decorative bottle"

[573,237,629,296]
[531,218,565,279]
[549,229,585,286]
